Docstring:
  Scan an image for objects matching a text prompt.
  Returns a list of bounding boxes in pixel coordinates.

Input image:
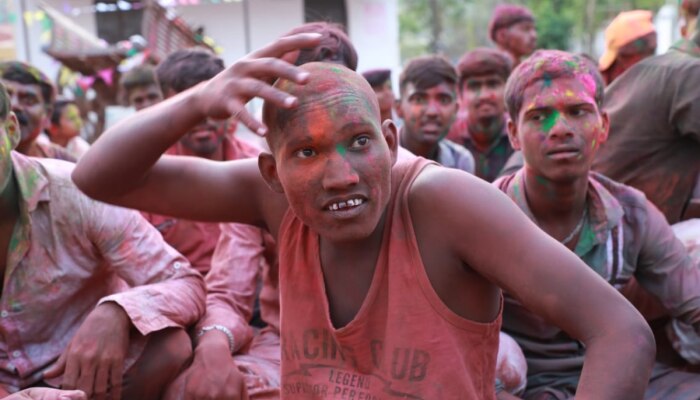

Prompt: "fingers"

[75,361,95,399]
[59,355,80,391]
[235,57,310,84]
[42,353,67,379]
[249,33,322,60]
[109,360,123,400]
[93,363,109,400]
[59,390,88,400]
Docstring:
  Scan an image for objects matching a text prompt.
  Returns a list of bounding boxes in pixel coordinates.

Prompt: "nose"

[546,111,574,140]
[322,152,360,191]
[425,99,440,116]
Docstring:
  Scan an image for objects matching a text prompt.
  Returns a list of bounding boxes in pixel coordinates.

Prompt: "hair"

[0,82,9,121]
[362,69,391,88]
[456,48,513,90]
[504,50,605,122]
[120,65,160,94]
[156,48,225,94]
[50,98,78,126]
[489,4,535,43]
[682,0,700,17]
[399,55,458,95]
[0,61,55,106]
[285,22,358,71]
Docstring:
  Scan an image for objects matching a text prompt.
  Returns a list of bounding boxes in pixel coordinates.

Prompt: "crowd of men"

[0,1,699,399]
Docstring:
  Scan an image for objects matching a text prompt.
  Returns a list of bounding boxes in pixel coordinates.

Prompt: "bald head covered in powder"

[504,50,605,122]
[262,62,380,153]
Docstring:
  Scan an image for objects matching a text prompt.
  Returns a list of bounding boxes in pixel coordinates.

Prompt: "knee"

[497,332,528,395]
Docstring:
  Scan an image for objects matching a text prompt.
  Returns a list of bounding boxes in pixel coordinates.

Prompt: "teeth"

[327,198,364,211]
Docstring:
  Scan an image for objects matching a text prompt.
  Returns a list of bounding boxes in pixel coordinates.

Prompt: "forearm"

[73,88,203,198]
[577,325,655,399]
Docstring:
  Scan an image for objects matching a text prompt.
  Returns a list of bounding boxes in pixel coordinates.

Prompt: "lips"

[546,146,581,160]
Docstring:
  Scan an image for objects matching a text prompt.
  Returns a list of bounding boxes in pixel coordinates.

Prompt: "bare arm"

[72,33,321,226]
[413,168,654,400]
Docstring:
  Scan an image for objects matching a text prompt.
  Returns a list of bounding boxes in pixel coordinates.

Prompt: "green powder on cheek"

[335,143,346,156]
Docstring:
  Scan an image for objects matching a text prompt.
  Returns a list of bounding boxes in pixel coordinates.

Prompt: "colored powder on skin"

[579,74,596,98]
[542,110,559,132]
[335,143,346,157]
[565,89,574,97]
[542,72,553,88]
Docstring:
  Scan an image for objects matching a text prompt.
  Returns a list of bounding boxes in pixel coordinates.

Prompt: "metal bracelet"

[197,325,235,354]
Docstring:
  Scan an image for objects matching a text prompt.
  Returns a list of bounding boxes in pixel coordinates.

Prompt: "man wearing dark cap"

[362,68,394,124]
[0,61,75,162]
[489,4,538,67]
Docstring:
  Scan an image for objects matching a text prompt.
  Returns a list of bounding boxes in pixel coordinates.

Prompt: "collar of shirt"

[462,125,510,156]
[10,151,50,212]
[671,36,700,58]
[502,168,624,256]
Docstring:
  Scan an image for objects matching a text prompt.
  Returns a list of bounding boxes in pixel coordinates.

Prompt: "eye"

[570,108,587,117]
[439,96,454,105]
[295,148,316,159]
[529,113,546,122]
[350,135,371,149]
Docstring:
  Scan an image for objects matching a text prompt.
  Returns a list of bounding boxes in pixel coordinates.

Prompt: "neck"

[319,209,388,265]
[14,140,33,156]
[400,127,439,160]
[51,135,70,148]
[522,167,588,228]
[467,117,504,151]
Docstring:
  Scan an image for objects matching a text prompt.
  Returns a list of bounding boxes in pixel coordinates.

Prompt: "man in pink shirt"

[141,48,262,275]
[0,82,206,399]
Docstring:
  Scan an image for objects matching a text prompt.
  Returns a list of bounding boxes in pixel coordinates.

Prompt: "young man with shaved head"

[74,33,655,399]
[496,49,700,399]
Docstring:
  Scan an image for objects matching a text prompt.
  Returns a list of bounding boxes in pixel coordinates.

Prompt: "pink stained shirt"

[0,152,206,389]
[142,136,262,274]
[197,222,280,352]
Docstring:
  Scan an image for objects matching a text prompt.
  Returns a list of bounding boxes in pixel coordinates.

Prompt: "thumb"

[59,390,87,400]
[42,353,67,379]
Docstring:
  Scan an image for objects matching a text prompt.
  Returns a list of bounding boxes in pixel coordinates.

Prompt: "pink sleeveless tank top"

[278,157,502,399]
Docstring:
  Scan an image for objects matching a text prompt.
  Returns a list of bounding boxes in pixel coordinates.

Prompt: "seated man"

[495,50,700,399]
[0,62,74,162]
[449,48,514,181]
[0,82,205,398]
[396,55,474,174]
[593,8,700,224]
[119,65,163,112]
[599,10,657,85]
[74,33,656,399]
[165,21,363,400]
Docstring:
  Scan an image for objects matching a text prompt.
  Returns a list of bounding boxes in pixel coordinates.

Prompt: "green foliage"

[399,0,670,62]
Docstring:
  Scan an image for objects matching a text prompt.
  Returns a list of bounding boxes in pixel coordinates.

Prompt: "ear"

[258,152,285,193]
[382,119,399,166]
[598,111,610,144]
[5,112,20,150]
[506,117,521,151]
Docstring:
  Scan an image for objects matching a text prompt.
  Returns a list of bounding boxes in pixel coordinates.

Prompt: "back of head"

[362,69,391,89]
[399,55,457,94]
[457,48,513,90]
[599,10,657,72]
[0,82,9,121]
[262,62,378,152]
[489,4,535,43]
[0,61,55,105]
[156,48,224,95]
[285,22,359,71]
[682,0,700,18]
[504,50,605,122]
[120,65,160,94]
